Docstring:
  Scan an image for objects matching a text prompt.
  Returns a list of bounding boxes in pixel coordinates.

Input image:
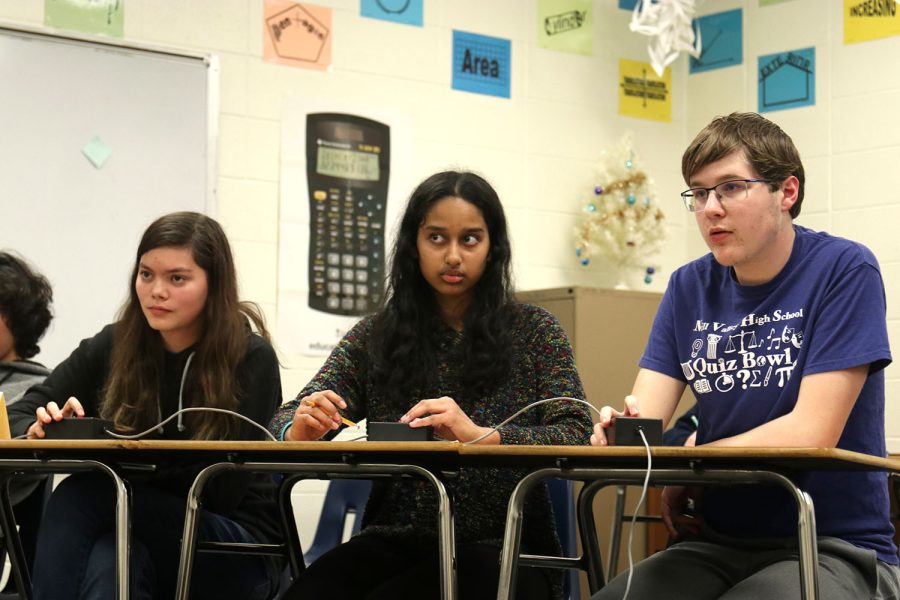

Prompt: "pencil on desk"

[305,398,356,428]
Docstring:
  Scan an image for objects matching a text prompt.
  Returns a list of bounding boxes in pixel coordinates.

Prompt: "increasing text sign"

[844,0,900,43]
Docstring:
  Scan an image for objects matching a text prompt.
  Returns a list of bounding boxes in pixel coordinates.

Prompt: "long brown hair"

[101,212,269,439]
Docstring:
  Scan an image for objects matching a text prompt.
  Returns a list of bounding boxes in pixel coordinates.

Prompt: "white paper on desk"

[332,418,367,442]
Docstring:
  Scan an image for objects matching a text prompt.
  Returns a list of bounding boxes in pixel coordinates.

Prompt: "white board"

[0,24,217,367]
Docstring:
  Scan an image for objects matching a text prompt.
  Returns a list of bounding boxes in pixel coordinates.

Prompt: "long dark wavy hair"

[100,212,269,439]
[369,171,515,404]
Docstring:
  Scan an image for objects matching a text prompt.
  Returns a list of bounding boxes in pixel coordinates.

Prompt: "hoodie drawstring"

[174,351,195,433]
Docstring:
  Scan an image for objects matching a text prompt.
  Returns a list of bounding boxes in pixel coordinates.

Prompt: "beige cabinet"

[517,286,666,411]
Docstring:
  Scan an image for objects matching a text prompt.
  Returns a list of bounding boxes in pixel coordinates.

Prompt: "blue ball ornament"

[575,248,582,257]
[580,258,590,266]
[587,203,597,212]
[627,193,636,205]
[646,266,655,274]
[644,275,652,284]
[625,159,633,169]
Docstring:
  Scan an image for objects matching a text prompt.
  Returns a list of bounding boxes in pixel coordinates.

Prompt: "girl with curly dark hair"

[270,171,592,600]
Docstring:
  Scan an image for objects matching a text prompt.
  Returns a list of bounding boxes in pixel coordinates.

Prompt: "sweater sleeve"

[8,325,114,437]
[268,318,371,439]
[496,306,593,446]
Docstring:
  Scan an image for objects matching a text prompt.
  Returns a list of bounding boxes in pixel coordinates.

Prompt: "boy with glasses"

[591,112,899,599]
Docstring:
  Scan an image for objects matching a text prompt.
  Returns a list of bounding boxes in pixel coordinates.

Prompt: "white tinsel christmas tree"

[574,135,666,287]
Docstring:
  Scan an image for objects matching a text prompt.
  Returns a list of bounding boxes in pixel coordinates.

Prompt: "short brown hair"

[682,112,805,218]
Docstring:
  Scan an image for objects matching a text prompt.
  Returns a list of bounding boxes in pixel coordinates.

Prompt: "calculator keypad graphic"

[306,114,389,316]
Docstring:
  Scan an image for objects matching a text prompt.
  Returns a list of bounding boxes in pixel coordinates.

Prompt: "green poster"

[45,0,124,38]
[538,0,592,55]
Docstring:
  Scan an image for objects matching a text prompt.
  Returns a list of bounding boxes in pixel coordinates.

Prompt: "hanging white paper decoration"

[630,0,702,77]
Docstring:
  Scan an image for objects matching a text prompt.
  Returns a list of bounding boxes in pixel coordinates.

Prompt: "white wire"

[463,397,600,444]
[621,428,652,600]
[462,395,655,599]
[104,407,277,442]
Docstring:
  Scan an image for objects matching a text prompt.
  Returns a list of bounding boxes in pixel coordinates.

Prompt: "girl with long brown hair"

[10,211,283,599]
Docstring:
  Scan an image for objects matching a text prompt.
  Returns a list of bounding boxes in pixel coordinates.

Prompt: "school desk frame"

[175,459,458,600]
[0,443,896,600]
[0,440,462,600]
[452,446,900,600]
[0,454,131,600]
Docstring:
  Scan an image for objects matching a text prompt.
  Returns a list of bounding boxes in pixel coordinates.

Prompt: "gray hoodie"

[0,359,50,406]
[0,359,50,503]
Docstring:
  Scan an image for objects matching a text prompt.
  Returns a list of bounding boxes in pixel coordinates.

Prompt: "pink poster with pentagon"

[264,1,332,70]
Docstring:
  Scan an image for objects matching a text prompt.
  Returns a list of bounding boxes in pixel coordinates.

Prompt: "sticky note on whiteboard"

[82,135,112,168]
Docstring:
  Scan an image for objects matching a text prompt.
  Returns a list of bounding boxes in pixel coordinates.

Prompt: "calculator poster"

[278,97,413,357]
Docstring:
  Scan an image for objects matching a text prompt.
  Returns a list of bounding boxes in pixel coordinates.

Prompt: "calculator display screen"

[316,147,379,181]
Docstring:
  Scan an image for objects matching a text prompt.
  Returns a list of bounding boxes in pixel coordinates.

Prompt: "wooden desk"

[455,446,900,600]
[0,440,462,600]
[3,442,894,600]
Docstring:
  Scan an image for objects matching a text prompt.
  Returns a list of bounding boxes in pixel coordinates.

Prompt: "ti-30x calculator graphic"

[306,113,390,315]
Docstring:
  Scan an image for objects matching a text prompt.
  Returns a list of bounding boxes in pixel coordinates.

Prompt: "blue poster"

[619,0,656,9]
[451,30,511,99]
[757,47,815,112]
[690,9,742,74]
[360,0,423,27]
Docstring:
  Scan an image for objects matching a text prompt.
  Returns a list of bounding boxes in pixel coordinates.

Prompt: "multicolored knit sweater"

[269,304,592,594]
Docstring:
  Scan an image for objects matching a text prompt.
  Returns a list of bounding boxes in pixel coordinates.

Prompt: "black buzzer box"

[607,417,663,446]
[367,422,434,442]
[43,417,116,440]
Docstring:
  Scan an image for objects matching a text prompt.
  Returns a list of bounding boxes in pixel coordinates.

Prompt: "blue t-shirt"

[642,225,897,564]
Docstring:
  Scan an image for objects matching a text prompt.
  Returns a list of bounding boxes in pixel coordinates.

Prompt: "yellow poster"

[618,58,671,122]
[263,0,332,70]
[844,0,900,44]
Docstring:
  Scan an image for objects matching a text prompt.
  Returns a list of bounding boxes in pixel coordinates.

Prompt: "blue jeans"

[32,472,273,600]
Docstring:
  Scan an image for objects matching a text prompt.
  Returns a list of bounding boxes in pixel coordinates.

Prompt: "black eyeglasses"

[681,179,770,212]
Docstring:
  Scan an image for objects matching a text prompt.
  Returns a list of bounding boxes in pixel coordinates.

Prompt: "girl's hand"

[400,396,497,444]
[285,390,347,441]
[590,395,640,446]
[27,397,85,439]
